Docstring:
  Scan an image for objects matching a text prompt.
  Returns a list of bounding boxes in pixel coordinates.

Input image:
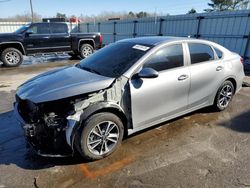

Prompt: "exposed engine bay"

[15,76,131,157]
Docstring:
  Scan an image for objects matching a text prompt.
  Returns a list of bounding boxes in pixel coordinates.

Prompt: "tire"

[1,48,23,67]
[79,44,94,59]
[213,80,235,111]
[77,112,124,160]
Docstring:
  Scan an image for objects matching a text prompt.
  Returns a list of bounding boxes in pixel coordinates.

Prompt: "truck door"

[24,23,51,54]
[49,23,71,52]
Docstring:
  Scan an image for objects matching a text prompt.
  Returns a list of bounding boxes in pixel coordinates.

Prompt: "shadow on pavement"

[0,110,87,170]
[218,110,250,133]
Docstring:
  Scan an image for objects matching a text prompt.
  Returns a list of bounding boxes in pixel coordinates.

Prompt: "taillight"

[99,34,103,44]
[240,57,244,64]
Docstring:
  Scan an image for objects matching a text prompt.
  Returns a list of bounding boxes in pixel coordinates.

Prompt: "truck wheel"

[77,112,124,160]
[1,48,23,67]
[79,44,94,59]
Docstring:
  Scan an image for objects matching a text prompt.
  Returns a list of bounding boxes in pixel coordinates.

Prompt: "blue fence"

[80,10,250,60]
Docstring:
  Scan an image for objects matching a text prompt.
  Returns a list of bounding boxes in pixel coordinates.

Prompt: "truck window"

[50,23,68,34]
[29,23,50,34]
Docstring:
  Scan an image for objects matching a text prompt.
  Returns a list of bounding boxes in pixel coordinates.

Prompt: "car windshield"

[15,24,31,34]
[78,42,152,78]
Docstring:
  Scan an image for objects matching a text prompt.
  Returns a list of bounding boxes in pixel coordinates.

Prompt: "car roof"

[119,36,194,46]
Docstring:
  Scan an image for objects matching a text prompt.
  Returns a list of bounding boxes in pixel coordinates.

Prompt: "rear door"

[49,23,71,52]
[24,23,51,54]
[186,42,226,108]
[130,43,190,128]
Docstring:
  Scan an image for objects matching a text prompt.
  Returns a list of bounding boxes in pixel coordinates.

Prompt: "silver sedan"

[15,37,245,160]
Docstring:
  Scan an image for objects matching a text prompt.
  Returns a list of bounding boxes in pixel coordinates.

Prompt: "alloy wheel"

[5,51,20,65]
[81,46,93,57]
[87,121,120,156]
[218,84,233,108]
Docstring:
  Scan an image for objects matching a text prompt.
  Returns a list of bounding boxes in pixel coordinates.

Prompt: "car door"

[186,42,226,109]
[49,23,71,52]
[129,43,190,128]
[24,23,51,54]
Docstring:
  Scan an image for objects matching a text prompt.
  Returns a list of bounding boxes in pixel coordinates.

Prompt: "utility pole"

[29,0,34,22]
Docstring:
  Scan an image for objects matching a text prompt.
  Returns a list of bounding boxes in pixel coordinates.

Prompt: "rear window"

[50,23,68,34]
[188,43,214,64]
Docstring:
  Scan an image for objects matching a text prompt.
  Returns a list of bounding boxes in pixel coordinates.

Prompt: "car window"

[29,23,50,34]
[188,43,214,64]
[79,42,152,78]
[51,23,68,34]
[143,44,184,72]
[214,48,223,59]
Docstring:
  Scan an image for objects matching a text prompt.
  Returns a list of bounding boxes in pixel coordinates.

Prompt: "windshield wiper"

[76,64,101,75]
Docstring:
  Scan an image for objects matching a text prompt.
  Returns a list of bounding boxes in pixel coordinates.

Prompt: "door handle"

[43,36,50,39]
[178,74,189,81]
[216,66,223,71]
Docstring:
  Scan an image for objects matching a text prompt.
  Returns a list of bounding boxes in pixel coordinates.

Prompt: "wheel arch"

[80,103,128,135]
[225,77,237,94]
[72,102,129,153]
[78,39,95,51]
[0,42,25,55]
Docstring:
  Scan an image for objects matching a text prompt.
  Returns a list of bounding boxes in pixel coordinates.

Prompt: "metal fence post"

[133,20,138,38]
[87,23,89,33]
[113,21,117,42]
[195,16,204,38]
[243,31,250,60]
[158,18,165,36]
[98,22,100,32]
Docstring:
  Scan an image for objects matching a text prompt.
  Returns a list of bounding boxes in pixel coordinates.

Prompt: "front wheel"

[1,48,23,67]
[213,80,235,111]
[77,112,124,160]
[79,44,94,59]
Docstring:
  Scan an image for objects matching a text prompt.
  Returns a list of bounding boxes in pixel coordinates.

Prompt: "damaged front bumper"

[14,102,79,157]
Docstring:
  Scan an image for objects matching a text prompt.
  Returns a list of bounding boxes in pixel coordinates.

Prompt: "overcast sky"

[0,0,209,18]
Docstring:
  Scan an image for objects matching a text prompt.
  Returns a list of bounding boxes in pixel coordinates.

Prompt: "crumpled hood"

[16,66,115,103]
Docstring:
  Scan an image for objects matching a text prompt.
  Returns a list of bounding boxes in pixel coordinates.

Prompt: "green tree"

[56,12,66,18]
[128,11,135,18]
[187,8,197,14]
[204,0,250,12]
[136,11,148,18]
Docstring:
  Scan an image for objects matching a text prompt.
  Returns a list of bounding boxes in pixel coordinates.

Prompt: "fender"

[78,39,96,51]
[69,101,127,150]
[0,41,26,55]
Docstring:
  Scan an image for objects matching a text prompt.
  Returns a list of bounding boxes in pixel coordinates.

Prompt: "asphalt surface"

[0,57,250,188]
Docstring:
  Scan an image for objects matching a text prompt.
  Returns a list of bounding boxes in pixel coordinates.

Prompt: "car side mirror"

[138,68,159,79]
[25,29,33,36]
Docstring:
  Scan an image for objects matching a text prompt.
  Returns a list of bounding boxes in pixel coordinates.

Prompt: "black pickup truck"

[0,22,102,67]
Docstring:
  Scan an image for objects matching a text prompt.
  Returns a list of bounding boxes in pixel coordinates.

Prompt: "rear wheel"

[213,80,234,111]
[1,48,23,67]
[79,44,94,59]
[77,112,124,160]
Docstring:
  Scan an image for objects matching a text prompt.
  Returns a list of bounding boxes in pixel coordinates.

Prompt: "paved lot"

[0,58,250,188]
